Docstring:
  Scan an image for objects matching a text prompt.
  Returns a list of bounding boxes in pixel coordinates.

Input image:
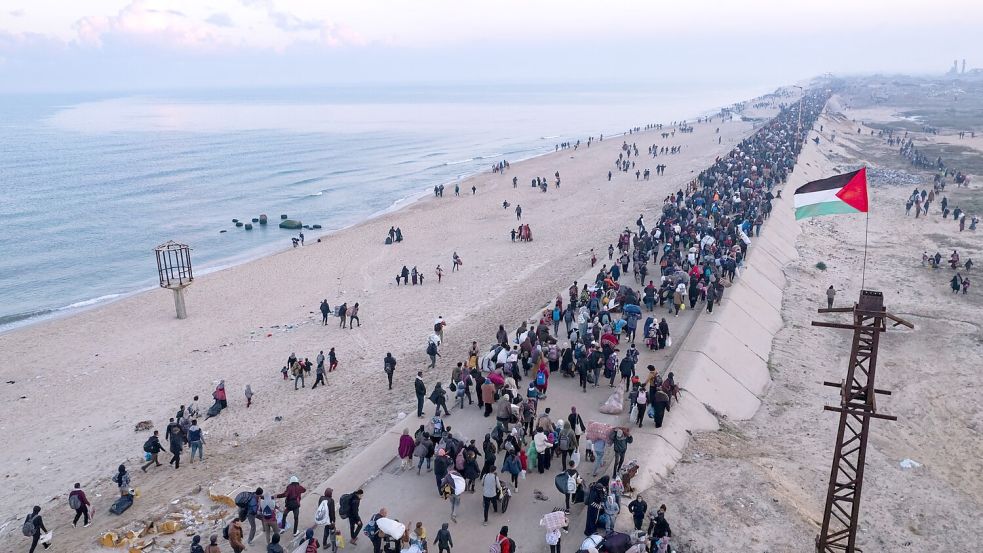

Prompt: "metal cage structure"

[154,241,194,319]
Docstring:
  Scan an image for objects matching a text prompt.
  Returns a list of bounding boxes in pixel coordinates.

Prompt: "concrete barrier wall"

[623,167,828,497]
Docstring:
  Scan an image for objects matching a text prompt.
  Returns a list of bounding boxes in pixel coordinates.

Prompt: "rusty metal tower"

[814,290,913,552]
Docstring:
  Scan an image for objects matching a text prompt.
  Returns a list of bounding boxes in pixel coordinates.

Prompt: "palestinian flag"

[793,167,869,220]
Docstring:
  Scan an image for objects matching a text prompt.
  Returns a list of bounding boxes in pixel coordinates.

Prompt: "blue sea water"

[0,83,772,330]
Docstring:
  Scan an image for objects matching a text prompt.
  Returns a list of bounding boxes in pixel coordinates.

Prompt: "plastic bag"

[520,469,527,480]
[599,389,624,414]
[571,450,581,468]
[666,335,672,347]
[336,533,345,549]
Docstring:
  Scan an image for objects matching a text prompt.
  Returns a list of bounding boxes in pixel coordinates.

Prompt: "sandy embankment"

[0,91,785,550]
[663,96,983,551]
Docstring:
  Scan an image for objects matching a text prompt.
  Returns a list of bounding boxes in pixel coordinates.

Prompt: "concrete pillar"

[173,287,188,319]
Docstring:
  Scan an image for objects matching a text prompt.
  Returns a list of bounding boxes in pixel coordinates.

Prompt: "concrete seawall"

[622,152,839,502]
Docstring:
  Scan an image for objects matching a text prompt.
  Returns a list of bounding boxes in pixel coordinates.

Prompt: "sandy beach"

[0,89,786,550]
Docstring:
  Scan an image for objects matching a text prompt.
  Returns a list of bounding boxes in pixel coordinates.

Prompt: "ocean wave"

[541,135,559,139]
[60,293,123,310]
[307,191,324,197]
[291,177,323,186]
[475,153,503,159]
[443,158,473,166]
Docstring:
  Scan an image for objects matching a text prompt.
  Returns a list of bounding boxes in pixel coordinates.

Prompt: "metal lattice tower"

[154,241,194,319]
[814,290,912,552]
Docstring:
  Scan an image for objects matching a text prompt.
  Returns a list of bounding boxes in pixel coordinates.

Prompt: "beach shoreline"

[0,95,758,336]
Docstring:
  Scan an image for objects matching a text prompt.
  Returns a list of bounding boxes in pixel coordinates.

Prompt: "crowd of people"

[893,131,977,296]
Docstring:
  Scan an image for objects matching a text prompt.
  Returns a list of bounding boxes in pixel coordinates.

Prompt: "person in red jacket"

[494,526,513,553]
[277,476,306,536]
[69,483,91,527]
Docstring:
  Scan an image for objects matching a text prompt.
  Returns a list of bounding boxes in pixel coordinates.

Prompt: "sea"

[0,82,774,331]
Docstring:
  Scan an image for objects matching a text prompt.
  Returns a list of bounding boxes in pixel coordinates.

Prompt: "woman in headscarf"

[189,535,204,553]
[214,381,227,409]
[316,488,336,546]
[584,475,610,536]
[398,429,416,470]
[112,464,130,496]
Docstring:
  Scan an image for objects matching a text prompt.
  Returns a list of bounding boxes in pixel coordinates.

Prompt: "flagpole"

[861,211,870,289]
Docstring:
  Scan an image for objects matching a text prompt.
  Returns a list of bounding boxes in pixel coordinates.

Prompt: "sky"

[1,0,981,93]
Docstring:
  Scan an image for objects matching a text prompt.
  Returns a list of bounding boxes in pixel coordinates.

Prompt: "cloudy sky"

[1,0,980,93]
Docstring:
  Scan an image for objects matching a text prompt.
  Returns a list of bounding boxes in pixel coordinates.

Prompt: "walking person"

[427,339,441,369]
[313,360,327,389]
[430,382,452,417]
[320,299,330,325]
[338,303,348,328]
[398,429,416,470]
[433,522,454,553]
[292,358,305,389]
[69,482,92,528]
[441,471,464,522]
[276,476,306,537]
[345,489,364,545]
[228,518,245,553]
[167,424,184,469]
[826,285,836,309]
[383,352,397,390]
[481,468,501,526]
[141,431,164,472]
[315,488,337,548]
[611,428,633,477]
[349,302,360,328]
[328,347,338,372]
[416,371,427,418]
[24,506,50,553]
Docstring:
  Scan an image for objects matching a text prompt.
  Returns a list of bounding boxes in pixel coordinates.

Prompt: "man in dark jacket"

[383,353,397,389]
[627,496,647,530]
[433,449,453,495]
[415,372,427,418]
[650,389,671,428]
[348,489,364,545]
[611,429,633,477]
[141,431,164,472]
[167,425,184,469]
[26,506,49,553]
[320,299,330,325]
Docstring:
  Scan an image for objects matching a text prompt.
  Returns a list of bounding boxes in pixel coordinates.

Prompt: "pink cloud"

[72,0,363,52]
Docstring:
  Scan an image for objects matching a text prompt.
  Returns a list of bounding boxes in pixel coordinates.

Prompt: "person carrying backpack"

[338,489,364,545]
[234,487,262,545]
[23,506,49,553]
[491,526,513,553]
[258,493,279,545]
[69,482,91,527]
[141,431,164,472]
